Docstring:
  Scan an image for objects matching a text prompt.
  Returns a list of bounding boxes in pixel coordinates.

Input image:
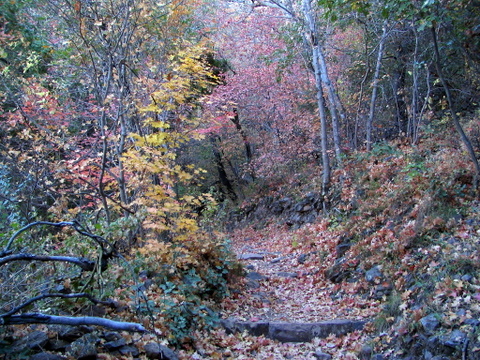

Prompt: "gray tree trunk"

[366,21,388,151]
[431,26,480,189]
[317,47,343,164]
[302,0,331,199]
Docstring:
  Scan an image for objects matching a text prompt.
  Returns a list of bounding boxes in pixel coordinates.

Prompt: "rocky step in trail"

[221,317,367,344]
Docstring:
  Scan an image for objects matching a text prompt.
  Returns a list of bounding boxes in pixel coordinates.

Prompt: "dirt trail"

[220,234,381,324]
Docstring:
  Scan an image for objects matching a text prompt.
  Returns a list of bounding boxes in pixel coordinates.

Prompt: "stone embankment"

[227,192,324,230]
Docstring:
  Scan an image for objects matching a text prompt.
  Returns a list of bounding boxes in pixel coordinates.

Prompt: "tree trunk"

[230,108,255,181]
[431,26,480,189]
[354,22,371,150]
[409,24,420,142]
[317,45,343,165]
[366,21,388,151]
[210,135,237,201]
[2,313,145,332]
[302,0,331,201]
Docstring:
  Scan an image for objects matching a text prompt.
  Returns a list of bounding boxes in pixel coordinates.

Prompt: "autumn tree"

[196,0,480,206]
[0,0,236,343]
[423,0,480,183]
[204,0,351,202]
[300,0,333,196]
[321,0,480,153]
[199,1,334,201]
[0,0,58,228]
[0,0,220,231]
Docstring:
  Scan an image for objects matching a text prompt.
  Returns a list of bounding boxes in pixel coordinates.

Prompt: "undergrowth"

[331,135,480,357]
[107,231,242,346]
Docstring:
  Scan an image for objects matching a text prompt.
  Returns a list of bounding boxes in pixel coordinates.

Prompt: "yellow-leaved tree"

[118,40,237,344]
[123,41,220,243]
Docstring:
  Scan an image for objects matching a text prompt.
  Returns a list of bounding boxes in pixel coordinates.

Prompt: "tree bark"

[1,313,146,332]
[317,46,343,164]
[230,108,255,181]
[431,26,480,189]
[366,21,388,151]
[0,253,95,270]
[230,109,253,163]
[210,135,237,201]
[302,0,331,200]
[409,24,419,143]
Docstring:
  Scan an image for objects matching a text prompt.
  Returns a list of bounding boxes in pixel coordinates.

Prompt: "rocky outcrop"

[227,192,324,230]
[1,320,368,359]
[66,333,100,360]
[11,330,49,352]
[0,326,179,360]
[391,325,478,360]
[238,253,265,260]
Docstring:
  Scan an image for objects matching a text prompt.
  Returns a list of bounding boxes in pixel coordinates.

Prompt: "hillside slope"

[1,130,479,360]
[206,130,480,359]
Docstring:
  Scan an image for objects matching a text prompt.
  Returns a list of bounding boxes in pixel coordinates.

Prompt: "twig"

[0,253,95,271]
[1,221,74,256]
[0,292,116,318]
[2,313,146,332]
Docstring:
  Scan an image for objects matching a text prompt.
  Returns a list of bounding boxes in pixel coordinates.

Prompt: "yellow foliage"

[174,218,199,233]
[139,240,173,262]
[150,121,170,129]
[120,38,219,250]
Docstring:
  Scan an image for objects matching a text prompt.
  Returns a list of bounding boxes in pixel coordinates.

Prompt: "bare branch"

[2,313,146,332]
[1,292,116,318]
[0,220,116,258]
[70,220,115,252]
[253,0,297,19]
[1,221,74,256]
[0,253,95,270]
[71,173,135,215]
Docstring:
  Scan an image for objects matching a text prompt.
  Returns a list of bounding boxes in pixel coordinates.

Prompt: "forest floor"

[177,223,387,360]
[221,226,382,324]
[182,137,480,359]
[2,138,479,360]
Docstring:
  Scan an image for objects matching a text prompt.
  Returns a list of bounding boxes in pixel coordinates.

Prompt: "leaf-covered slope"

[214,130,480,359]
